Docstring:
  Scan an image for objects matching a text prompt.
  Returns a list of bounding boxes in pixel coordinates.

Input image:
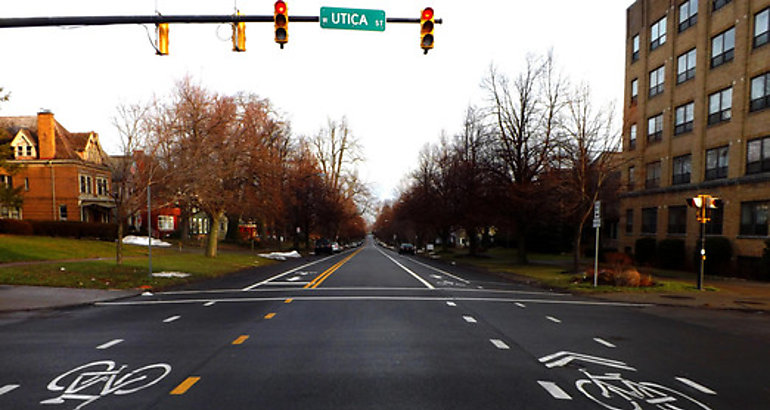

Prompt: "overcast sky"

[0,1,632,201]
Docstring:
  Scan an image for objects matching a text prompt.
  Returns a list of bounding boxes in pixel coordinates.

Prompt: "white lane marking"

[446,301,457,307]
[203,301,216,307]
[490,339,510,350]
[262,281,310,286]
[676,377,717,395]
[99,297,652,308]
[154,286,567,297]
[546,316,562,324]
[539,351,636,371]
[405,257,472,284]
[537,381,572,400]
[593,338,616,348]
[96,339,124,350]
[377,248,435,289]
[242,253,339,290]
[463,316,477,323]
[163,315,181,323]
[515,302,526,308]
[0,385,20,396]
[286,276,301,282]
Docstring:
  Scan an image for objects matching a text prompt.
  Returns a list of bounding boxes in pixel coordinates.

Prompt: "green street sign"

[320,7,386,32]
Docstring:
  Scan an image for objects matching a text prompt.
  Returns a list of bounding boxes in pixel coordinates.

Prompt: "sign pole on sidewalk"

[593,201,601,288]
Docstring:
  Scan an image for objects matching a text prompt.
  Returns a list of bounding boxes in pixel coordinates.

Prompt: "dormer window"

[11,132,37,159]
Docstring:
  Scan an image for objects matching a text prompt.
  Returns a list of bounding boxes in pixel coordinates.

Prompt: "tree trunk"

[573,227,582,274]
[226,214,241,241]
[206,211,222,258]
[116,220,124,265]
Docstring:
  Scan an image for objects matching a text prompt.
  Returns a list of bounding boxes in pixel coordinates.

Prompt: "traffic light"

[156,23,169,55]
[420,7,435,54]
[686,194,722,223]
[232,12,246,52]
[274,1,288,48]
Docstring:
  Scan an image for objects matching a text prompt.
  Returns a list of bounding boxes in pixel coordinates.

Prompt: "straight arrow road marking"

[96,339,124,350]
[463,316,477,323]
[490,339,510,350]
[675,377,717,395]
[170,377,200,395]
[163,315,181,323]
[593,338,616,348]
[537,381,572,400]
[0,385,19,396]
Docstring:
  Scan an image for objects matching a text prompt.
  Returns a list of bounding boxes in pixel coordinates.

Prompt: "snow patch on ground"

[122,235,172,247]
[258,251,302,261]
[151,272,191,278]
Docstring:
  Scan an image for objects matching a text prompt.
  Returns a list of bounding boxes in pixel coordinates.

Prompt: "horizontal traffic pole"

[0,15,442,29]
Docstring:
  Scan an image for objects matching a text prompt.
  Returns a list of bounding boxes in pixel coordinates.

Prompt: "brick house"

[0,111,114,222]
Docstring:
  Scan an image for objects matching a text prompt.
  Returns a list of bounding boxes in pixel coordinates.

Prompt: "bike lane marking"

[537,381,572,400]
[96,339,124,350]
[546,316,562,324]
[675,377,717,395]
[163,315,181,323]
[593,338,616,348]
[0,385,19,396]
[170,377,200,395]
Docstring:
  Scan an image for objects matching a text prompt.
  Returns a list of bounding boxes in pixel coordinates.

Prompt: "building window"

[672,155,692,185]
[24,177,29,191]
[642,207,658,234]
[0,175,12,187]
[756,8,770,48]
[625,209,634,234]
[647,113,663,143]
[649,65,665,97]
[158,215,175,231]
[631,78,639,104]
[646,161,661,189]
[59,205,68,221]
[747,136,770,174]
[705,146,729,180]
[674,102,694,135]
[713,0,731,12]
[79,175,92,194]
[711,27,735,68]
[628,166,636,190]
[708,87,732,125]
[631,34,640,62]
[0,206,21,220]
[679,0,698,32]
[677,48,696,84]
[650,16,667,51]
[740,201,769,236]
[750,72,770,112]
[706,207,724,235]
[668,206,687,234]
[96,177,109,197]
[629,124,637,150]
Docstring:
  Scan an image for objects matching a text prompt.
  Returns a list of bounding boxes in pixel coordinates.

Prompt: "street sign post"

[593,201,601,288]
[320,7,386,31]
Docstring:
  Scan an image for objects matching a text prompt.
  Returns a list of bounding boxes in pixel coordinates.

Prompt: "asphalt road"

[1,237,769,409]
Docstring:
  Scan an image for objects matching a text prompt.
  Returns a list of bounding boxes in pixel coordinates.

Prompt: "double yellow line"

[304,248,363,289]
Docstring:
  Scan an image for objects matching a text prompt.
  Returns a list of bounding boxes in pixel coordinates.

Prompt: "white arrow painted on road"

[538,351,636,371]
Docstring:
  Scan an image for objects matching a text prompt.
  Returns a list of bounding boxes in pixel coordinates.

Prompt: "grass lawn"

[0,235,278,290]
[434,247,718,294]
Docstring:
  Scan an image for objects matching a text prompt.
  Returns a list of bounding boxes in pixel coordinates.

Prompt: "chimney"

[37,110,56,159]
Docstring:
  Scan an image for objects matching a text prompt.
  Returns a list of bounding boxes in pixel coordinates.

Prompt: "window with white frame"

[677,48,696,84]
[679,0,698,32]
[649,66,665,97]
[158,215,175,231]
[708,87,732,125]
[650,16,667,50]
[711,27,735,68]
[79,175,92,194]
[96,177,109,197]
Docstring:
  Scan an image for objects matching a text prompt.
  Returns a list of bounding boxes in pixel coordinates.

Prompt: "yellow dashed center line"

[170,377,200,395]
[264,312,276,319]
[304,248,363,289]
[232,335,249,345]
[284,298,293,304]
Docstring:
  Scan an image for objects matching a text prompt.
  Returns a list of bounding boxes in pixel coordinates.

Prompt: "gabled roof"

[0,115,105,163]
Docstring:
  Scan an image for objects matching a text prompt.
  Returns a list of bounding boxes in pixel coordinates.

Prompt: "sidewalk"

[0,285,139,312]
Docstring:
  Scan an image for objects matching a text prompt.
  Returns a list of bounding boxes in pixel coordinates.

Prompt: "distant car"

[332,242,342,253]
[398,243,415,254]
[314,239,333,255]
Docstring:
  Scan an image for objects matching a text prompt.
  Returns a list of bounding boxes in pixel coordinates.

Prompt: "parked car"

[315,238,333,255]
[332,242,342,253]
[398,243,415,254]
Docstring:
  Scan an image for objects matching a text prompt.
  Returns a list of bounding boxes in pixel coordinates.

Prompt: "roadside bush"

[0,219,34,235]
[657,239,685,269]
[583,266,653,288]
[694,236,732,276]
[634,238,657,266]
[29,221,118,241]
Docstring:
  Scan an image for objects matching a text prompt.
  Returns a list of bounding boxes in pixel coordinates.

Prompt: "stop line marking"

[0,384,19,396]
[96,339,124,350]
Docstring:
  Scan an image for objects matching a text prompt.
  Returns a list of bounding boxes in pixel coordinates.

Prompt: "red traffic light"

[275,1,286,14]
[422,7,434,20]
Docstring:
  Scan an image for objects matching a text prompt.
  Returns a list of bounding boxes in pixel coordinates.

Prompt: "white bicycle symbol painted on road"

[40,360,171,410]
[576,369,711,410]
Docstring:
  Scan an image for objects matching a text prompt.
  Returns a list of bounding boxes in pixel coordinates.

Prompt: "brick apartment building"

[620,0,770,268]
[0,111,114,222]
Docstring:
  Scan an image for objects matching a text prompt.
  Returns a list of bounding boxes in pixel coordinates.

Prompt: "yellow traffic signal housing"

[420,7,435,54]
[233,12,246,52]
[156,23,169,55]
[274,1,288,48]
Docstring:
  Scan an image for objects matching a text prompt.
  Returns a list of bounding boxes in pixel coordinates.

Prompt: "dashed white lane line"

[0,385,20,396]
[537,381,572,400]
[593,338,616,348]
[546,316,562,324]
[675,377,718,395]
[96,339,124,350]
[515,302,526,308]
[203,301,216,307]
[163,315,181,323]
[463,316,477,323]
[446,301,457,307]
[490,339,510,350]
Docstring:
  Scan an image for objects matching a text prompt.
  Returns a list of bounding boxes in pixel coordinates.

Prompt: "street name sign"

[320,7,386,32]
